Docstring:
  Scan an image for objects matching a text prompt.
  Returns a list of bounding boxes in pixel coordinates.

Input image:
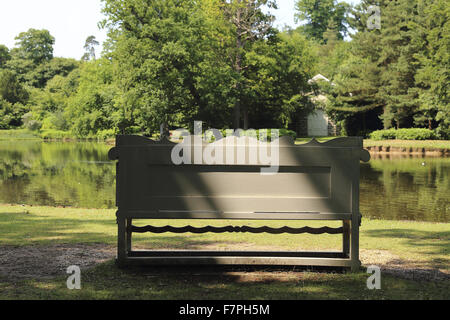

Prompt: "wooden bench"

[108,135,370,271]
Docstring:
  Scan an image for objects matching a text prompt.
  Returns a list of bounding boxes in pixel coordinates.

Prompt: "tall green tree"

[324,0,437,134]
[82,36,100,61]
[413,0,449,138]
[14,29,55,64]
[101,0,207,135]
[377,0,420,129]
[0,45,11,68]
[66,59,118,137]
[220,0,277,129]
[0,70,29,128]
[243,31,317,129]
[0,70,28,105]
[294,0,350,41]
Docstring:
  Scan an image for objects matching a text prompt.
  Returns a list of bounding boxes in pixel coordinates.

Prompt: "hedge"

[369,128,437,140]
[216,129,297,141]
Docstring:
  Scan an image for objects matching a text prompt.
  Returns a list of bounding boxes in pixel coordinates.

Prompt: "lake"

[0,141,448,222]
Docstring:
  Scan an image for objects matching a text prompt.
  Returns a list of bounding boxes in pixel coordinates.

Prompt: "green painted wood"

[109,136,370,270]
[120,256,354,267]
[129,225,344,235]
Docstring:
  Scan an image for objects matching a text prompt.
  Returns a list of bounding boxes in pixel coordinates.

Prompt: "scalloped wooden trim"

[130,225,343,235]
[111,135,370,162]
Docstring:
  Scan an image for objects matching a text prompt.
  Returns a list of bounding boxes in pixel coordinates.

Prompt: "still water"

[0,141,448,222]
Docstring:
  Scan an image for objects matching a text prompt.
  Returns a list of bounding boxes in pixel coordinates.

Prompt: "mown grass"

[1,260,448,300]
[2,129,449,151]
[0,129,41,140]
[0,204,448,300]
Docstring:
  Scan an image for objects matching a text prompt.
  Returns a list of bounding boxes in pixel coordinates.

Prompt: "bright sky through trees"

[0,0,360,59]
[0,0,107,59]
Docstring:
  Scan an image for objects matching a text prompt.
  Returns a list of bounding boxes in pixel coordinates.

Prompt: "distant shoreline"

[366,146,449,157]
[1,129,449,156]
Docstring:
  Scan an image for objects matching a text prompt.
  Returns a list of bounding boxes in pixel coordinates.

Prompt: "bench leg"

[126,218,133,252]
[117,217,128,267]
[350,216,360,272]
[343,220,350,258]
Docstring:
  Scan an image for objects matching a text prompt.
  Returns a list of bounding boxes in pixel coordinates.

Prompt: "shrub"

[369,129,397,140]
[218,129,297,141]
[369,128,436,140]
[40,129,74,140]
[96,129,116,140]
[21,112,42,131]
[434,127,449,140]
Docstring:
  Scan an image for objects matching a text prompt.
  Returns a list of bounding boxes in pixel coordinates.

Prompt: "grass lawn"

[0,204,448,300]
[0,129,41,140]
[2,129,449,151]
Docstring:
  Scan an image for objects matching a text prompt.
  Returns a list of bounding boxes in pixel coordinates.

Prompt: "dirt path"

[0,244,115,280]
[0,244,447,282]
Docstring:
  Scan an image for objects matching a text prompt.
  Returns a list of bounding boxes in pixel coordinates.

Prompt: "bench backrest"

[109,135,370,220]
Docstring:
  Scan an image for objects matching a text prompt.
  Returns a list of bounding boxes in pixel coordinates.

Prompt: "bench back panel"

[110,136,369,219]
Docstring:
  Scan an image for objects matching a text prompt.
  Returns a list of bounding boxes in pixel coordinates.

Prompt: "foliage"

[412,0,449,138]
[82,36,100,61]
[0,70,29,128]
[0,45,10,68]
[369,128,437,141]
[294,0,350,41]
[13,29,55,65]
[22,112,42,131]
[39,129,76,140]
[0,1,447,140]
[0,69,28,104]
[66,58,118,137]
[24,57,79,88]
[324,0,449,137]
[206,128,297,141]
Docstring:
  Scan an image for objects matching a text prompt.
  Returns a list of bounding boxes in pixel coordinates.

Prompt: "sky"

[0,0,361,59]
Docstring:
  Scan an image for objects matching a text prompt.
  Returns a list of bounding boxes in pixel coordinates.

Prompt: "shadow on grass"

[0,211,235,249]
[3,260,449,300]
[364,228,450,268]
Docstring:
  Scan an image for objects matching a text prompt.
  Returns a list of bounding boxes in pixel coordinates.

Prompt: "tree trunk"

[234,99,241,129]
[160,122,170,140]
[233,6,243,130]
[243,106,249,130]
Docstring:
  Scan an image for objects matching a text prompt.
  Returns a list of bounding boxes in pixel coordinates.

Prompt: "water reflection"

[0,141,115,209]
[361,156,449,222]
[0,141,448,222]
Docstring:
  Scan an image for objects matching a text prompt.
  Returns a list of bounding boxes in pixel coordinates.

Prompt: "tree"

[82,36,100,61]
[0,70,28,104]
[323,0,433,134]
[66,59,118,136]
[413,0,449,138]
[377,0,420,129]
[28,68,81,129]
[0,45,11,68]
[243,31,317,129]
[101,0,223,135]
[220,0,277,129]
[25,57,80,88]
[6,29,62,88]
[0,70,29,128]
[294,0,350,41]
[14,29,55,64]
